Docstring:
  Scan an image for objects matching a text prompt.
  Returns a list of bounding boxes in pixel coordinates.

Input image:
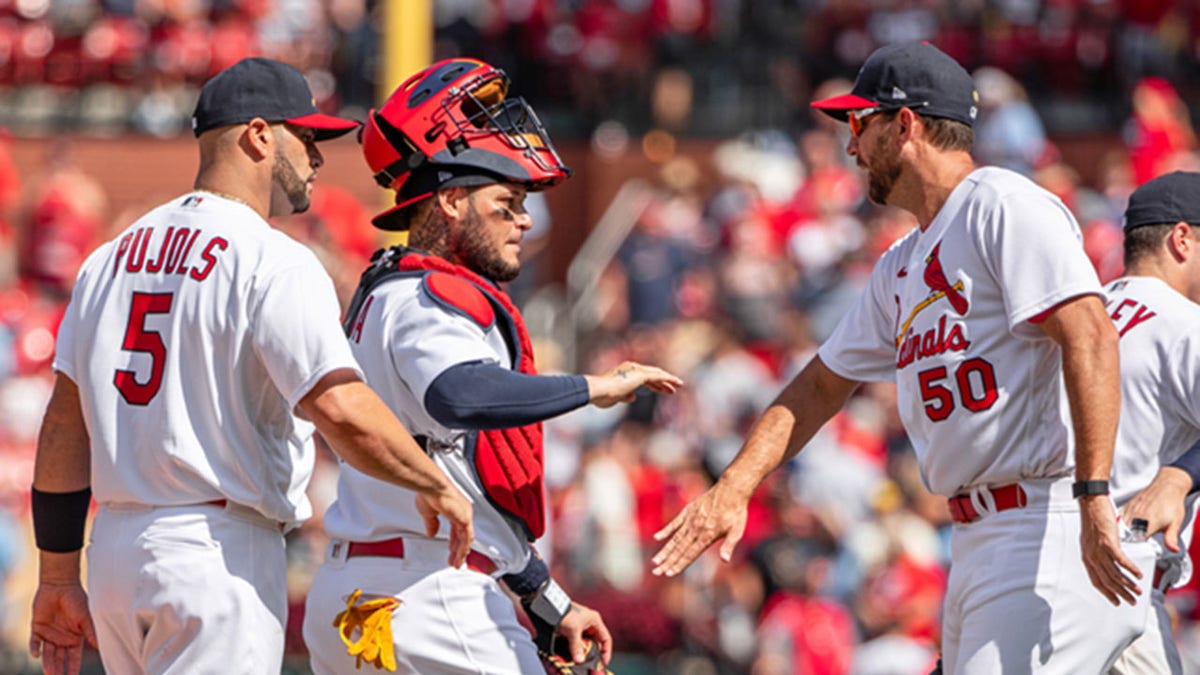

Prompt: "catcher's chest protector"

[344,247,547,540]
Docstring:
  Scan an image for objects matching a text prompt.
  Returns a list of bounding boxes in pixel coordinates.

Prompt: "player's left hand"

[1120,466,1191,553]
[1078,494,1143,606]
[585,361,683,408]
[650,479,750,577]
[553,602,612,667]
[29,581,97,675]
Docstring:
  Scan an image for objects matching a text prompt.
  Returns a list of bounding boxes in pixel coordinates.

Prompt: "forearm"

[33,375,91,492]
[1168,439,1200,494]
[1060,331,1120,482]
[32,374,93,562]
[303,374,453,495]
[719,356,857,496]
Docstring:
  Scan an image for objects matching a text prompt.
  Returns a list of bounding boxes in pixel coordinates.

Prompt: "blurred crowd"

[3,0,1200,139]
[3,1,1200,674]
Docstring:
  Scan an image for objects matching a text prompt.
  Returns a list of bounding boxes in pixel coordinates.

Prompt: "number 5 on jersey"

[114,291,174,405]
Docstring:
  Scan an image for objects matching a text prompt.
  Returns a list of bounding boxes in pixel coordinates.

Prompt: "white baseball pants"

[303,536,544,674]
[86,503,288,675]
[940,478,1155,674]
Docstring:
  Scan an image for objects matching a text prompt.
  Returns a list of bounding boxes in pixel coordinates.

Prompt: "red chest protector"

[344,246,546,540]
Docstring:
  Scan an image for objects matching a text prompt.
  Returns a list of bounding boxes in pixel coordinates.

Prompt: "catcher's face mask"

[361,58,570,222]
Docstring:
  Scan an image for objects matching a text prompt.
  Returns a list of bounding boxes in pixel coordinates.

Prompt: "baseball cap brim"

[287,113,360,141]
[371,198,424,231]
[810,93,881,122]
[371,167,509,231]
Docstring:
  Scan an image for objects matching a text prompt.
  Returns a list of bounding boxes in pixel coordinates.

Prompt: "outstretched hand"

[1078,494,1143,606]
[30,581,97,675]
[650,481,750,577]
[415,486,474,568]
[585,361,683,408]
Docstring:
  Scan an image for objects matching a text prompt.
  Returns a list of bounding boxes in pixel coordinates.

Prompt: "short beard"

[866,135,901,206]
[456,197,520,282]
[273,144,310,214]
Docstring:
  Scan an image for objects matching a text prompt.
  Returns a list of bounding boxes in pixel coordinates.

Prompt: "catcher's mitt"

[540,636,613,675]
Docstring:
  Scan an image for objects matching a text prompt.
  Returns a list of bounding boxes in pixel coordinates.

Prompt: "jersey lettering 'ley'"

[1105,281,1158,338]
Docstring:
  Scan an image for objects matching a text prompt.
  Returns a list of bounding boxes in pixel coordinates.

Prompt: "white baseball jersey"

[322,274,532,574]
[54,191,361,525]
[1107,275,1200,582]
[1108,276,1200,499]
[819,166,1102,496]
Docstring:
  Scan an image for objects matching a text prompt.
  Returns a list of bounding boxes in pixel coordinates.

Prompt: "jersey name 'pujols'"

[109,224,228,281]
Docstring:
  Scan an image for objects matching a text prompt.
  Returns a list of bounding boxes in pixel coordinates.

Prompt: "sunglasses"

[847,102,930,137]
[848,107,884,137]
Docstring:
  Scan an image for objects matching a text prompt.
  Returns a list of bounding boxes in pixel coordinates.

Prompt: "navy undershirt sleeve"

[1168,438,1200,495]
[424,360,590,429]
[501,548,551,597]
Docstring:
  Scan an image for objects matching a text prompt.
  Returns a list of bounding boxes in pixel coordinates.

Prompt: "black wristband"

[1071,480,1109,499]
[31,486,92,553]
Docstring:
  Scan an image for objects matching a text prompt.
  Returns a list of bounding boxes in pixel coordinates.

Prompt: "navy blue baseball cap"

[1124,171,1200,231]
[192,57,359,140]
[812,42,979,127]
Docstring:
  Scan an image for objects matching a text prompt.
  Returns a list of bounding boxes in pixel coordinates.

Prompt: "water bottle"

[1130,517,1149,543]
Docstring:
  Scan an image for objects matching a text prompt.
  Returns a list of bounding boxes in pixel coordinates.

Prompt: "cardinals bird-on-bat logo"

[894,241,970,349]
[922,243,968,315]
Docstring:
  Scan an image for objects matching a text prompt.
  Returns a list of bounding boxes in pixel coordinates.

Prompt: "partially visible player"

[650,42,1154,673]
[301,58,682,674]
[1105,171,1200,674]
[28,57,473,675]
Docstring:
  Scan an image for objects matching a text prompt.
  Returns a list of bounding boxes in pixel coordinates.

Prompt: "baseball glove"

[332,588,401,672]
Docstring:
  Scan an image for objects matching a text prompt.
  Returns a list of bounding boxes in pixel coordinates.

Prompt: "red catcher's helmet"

[361,58,571,230]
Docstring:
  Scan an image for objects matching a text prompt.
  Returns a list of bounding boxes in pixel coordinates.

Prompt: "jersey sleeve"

[52,243,110,382]
[53,288,81,382]
[978,189,1101,332]
[424,361,589,428]
[251,255,363,410]
[818,248,902,383]
[386,284,506,408]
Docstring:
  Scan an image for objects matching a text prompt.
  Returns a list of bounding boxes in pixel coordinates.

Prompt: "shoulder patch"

[422,272,495,328]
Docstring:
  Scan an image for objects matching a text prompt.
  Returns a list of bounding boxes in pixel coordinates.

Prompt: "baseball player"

[1104,171,1200,674]
[301,58,682,674]
[650,42,1155,673]
[28,57,473,675]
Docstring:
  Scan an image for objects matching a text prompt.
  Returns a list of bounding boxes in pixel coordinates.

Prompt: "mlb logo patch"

[182,196,204,207]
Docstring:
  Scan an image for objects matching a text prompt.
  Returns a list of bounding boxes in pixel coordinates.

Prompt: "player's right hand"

[414,486,474,568]
[1120,466,1191,553]
[29,581,97,675]
[1078,494,1143,606]
[585,361,683,408]
[650,480,750,577]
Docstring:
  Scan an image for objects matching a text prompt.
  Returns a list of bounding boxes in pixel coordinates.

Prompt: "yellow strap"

[332,588,401,672]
